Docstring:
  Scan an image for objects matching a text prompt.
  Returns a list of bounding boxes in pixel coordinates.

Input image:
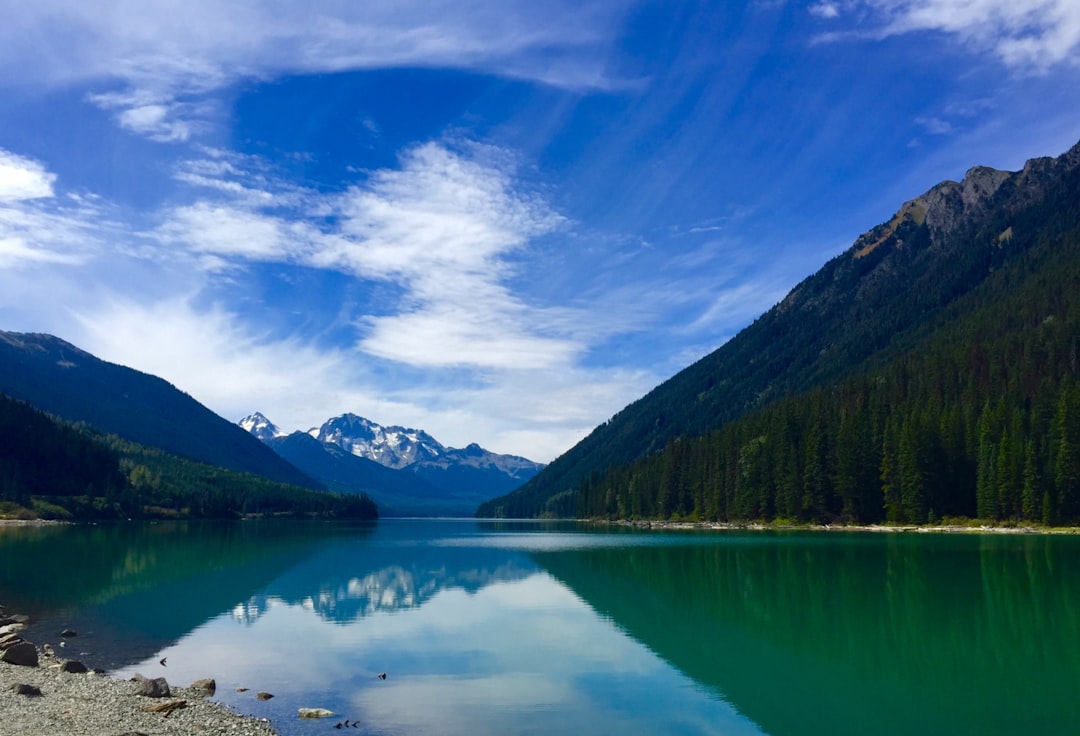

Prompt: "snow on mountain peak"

[242,409,544,479]
[238,411,285,441]
[312,413,446,470]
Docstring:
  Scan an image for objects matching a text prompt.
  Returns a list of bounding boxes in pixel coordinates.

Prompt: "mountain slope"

[266,431,449,515]
[479,139,1080,518]
[0,332,321,490]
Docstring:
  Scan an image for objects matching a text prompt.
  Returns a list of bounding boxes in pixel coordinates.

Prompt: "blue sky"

[1,1,1079,462]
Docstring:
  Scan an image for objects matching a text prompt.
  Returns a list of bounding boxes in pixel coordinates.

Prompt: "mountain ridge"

[0,331,322,490]
[479,138,1080,518]
[240,411,543,516]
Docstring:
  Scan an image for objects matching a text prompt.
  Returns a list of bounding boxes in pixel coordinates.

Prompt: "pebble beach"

[0,604,277,736]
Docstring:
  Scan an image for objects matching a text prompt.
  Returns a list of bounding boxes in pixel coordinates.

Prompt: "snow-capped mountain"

[238,411,285,442]
[311,413,444,469]
[239,411,545,515]
[310,413,542,479]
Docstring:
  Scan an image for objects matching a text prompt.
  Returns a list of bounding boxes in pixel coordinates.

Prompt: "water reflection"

[534,531,1080,736]
[4,521,1076,736]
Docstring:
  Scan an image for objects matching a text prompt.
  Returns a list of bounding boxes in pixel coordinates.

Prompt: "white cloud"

[71,296,372,430]
[117,104,192,142]
[157,202,295,263]
[0,149,56,202]
[0,155,119,269]
[158,141,574,372]
[810,3,841,19]
[333,143,561,278]
[0,1,631,142]
[832,1,1080,71]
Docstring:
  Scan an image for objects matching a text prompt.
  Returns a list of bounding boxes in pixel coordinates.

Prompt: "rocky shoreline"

[1,604,277,736]
[599,519,1080,534]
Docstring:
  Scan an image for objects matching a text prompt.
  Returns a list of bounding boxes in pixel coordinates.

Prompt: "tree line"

[0,393,378,521]
[575,222,1080,524]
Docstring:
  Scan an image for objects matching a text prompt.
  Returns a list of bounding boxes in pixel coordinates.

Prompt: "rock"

[0,623,26,636]
[42,643,55,656]
[141,700,187,717]
[256,691,274,700]
[298,708,335,719]
[0,641,38,666]
[60,628,76,638]
[0,632,23,650]
[0,614,29,626]
[62,660,89,673]
[191,678,216,694]
[11,683,43,697]
[236,686,249,692]
[131,674,171,698]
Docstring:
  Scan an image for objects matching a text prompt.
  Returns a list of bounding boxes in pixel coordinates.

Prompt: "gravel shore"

[0,652,277,736]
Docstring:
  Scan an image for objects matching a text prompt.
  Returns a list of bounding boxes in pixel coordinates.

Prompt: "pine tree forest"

[577,229,1080,525]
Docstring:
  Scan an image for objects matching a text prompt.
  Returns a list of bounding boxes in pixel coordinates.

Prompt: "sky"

[1,1,1079,463]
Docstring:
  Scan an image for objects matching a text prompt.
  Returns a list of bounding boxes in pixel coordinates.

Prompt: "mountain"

[313,413,542,480]
[479,139,1080,520]
[311,413,445,468]
[0,331,321,490]
[266,431,445,516]
[238,411,284,441]
[242,412,544,516]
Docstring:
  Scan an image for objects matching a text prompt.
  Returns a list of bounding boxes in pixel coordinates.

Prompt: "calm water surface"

[1,519,1078,735]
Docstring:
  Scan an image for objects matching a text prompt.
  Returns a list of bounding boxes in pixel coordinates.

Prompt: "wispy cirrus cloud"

[0,0,633,142]
[813,0,1080,72]
[158,140,576,370]
[0,148,113,267]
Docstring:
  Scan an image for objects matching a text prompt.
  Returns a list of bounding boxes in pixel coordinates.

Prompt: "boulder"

[11,683,43,697]
[190,678,216,694]
[0,641,38,667]
[298,708,335,719]
[0,623,26,636]
[131,674,171,698]
[0,632,23,650]
[59,629,76,638]
[256,691,274,700]
[61,660,88,674]
[0,614,29,626]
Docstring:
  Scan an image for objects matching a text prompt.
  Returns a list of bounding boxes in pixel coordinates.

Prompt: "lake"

[1,519,1078,735]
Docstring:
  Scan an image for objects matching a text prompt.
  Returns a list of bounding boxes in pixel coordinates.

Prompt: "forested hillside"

[480,140,1080,521]
[577,227,1080,523]
[0,393,126,509]
[0,393,377,521]
[0,331,321,489]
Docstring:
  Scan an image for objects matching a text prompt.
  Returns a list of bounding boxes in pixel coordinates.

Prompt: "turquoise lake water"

[2,519,1078,735]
